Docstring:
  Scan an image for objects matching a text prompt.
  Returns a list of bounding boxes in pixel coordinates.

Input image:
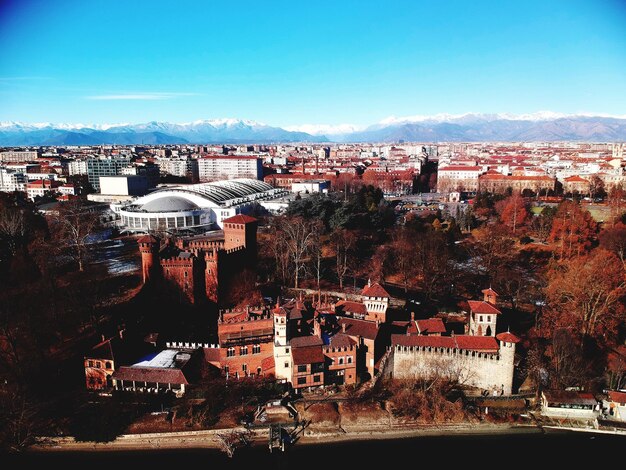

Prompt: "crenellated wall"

[392,343,515,395]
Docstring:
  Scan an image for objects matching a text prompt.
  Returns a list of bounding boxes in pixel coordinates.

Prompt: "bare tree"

[0,205,26,256]
[278,216,319,289]
[49,199,100,272]
[331,228,356,290]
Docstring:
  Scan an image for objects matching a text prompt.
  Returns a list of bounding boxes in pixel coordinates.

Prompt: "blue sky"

[0,0,625,127]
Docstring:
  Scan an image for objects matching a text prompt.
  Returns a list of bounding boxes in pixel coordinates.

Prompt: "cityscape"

[1,0,626,463]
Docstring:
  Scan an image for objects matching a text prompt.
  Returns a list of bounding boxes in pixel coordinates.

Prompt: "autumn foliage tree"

[496,193,528,234]
[599,222,626,268]
[544,249,626,341]
[548,201,597,258]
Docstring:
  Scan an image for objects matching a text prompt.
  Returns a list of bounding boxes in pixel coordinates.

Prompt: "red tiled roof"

[290,336,323,348]
[481,288,499,296]
[337,317,379,340]
[607,390,626,404]
[222,214,257,224]
[416,318,446,335]
[392,334,499,352]
[361,283,390,298]
[113,366,189,385]
[392,335,456,348]
[291,345,324,365]
[564,175,589,183]
[438,165,481,172]
[480,174,553,181]
[203,348,221,364]
[335,300,367,315]
[467,300,501,315]
[496,332,520,343]
[137,234,158,244]
[261,355,275,371]
[326,333,356,349]
[454,335,499,352]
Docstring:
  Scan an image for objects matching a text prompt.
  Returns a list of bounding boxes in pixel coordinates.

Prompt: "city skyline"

[1,0,625,127]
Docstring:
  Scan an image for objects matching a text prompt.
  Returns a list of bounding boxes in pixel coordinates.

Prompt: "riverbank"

[28,422,542,453]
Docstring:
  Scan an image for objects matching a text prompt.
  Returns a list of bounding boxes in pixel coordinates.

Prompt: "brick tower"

[138,234,160,283]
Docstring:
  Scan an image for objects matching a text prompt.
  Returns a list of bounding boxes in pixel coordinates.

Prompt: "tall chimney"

[411,312,415,321]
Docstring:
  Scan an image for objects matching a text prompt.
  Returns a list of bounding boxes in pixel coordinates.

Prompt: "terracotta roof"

[438,165,481,172]
[326,333,356,349]
[496,332,520,343]
[137,234,158,244]
[607,390,626,404]
[392,335,456,348]
[290,336,323,348]
[481,288,499,296]
[261,355,275,371]
[203,348,221,364]
[391,334,499,352]
[480,174,553,182]
[337,317,380,340]
[416,318,446,335]
[291,345,325,365]
[564,175,589,183]
[454,335,499,352]
[222,214,257,224]
[467,300,501,315]
[361,283,390,298]
[113,366,189,385]
[335,300,367,315]
[543,391,597,406]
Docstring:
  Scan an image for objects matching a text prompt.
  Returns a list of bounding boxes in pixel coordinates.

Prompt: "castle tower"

[496,331,520,395]
[205,249,219,303]
[273,305,292,382]
[468,288,501,337]
[138,234,159,283]
[223,214,258,250]
[361,280,390,323]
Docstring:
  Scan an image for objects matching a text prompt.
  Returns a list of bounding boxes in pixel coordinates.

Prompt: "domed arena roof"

[140,196,199,212]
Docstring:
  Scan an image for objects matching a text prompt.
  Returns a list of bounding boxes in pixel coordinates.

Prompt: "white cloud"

[86,92,199,101]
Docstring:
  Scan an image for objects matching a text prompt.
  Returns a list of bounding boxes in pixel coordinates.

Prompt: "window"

[257,367,262,375]
[313,375,321,383]
[223,366,229,374]
[242,363,247,372]
[297,364,307,373]
[252,344,261,354]
[240,346,248,356]
[184,271,188,278]
[347,356,353,364]
[487,316,491,322]
[105,361,112,369]
[297,377,306,385]
[96,361,101,368]
[338,357,344,365]
[285,348,289,353]
[479,315,483,322]
[227,347,235,357]
[284,362,289,368]
[88,360,94,367]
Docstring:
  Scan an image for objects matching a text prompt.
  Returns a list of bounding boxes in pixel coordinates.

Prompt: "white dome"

[141,196,199,212]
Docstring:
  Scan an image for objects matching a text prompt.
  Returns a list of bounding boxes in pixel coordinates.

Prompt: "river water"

[9,430,625,467]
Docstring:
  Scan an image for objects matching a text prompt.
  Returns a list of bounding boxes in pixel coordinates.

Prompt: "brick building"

[478,173,556,194]
[138,214,257,305]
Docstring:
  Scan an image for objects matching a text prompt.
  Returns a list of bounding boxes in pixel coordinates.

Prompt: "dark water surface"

[7,430,625,468]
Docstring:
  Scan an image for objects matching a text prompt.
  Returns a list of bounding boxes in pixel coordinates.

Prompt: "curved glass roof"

[152,178,276,205]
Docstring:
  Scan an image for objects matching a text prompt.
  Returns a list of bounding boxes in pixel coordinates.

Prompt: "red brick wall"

[292,363,324,389]
[216,341,274,378]
[323,347,357,385]
[84,358,114,390]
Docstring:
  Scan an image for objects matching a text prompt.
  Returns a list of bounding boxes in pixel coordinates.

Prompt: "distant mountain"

[0,119,322,146]
[2,113,626,145]
[332,114,626,143]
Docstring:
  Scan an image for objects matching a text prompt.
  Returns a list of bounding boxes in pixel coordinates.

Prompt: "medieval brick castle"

[138,214,258,304]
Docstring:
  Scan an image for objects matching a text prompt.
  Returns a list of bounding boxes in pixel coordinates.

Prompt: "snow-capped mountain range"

[2,112,626,145]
